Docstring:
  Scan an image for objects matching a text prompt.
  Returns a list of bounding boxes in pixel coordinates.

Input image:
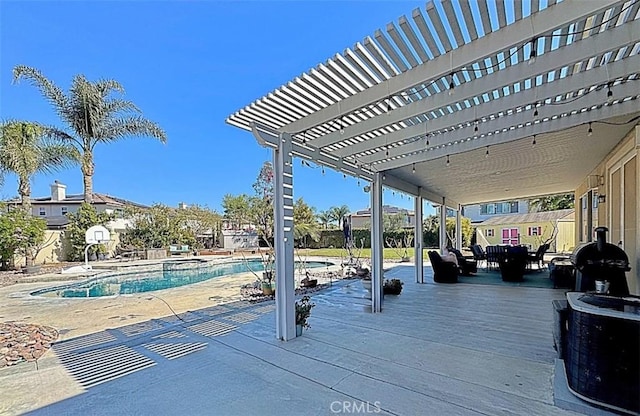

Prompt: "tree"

[329,205,350,228]
[528,193,574,212]
[64,203,115,261]
[383,212,406,232]
[0,120,78,211]
[293,197,319,245]
[0,207,47,269]
[178,204,222,248]
[317,210,333,230]
[13,66,167,203]
[120,204,190,250]
[221,194,250,230]
[249,162,275,246]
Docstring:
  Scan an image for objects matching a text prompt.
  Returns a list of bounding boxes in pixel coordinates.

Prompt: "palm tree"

[13,65,167,203]
[0,120,78,211]
[317,210,333,230]
[330,205,350,228]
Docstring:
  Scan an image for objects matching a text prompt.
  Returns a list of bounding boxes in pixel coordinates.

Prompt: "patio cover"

[227,0,640,339]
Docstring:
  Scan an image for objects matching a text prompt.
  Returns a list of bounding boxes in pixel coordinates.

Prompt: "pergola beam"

[283,0,619,135]
[377,96,640,171]
[318,20,639,152]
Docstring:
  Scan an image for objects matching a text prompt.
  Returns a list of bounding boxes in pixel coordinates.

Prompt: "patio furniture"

[470,244,487,268]
[485,245,505,270]
[427,251,458,283]
[527,243,550,270]
[450,248,478,276]
[549,257,575,289]
[498,246,528,282]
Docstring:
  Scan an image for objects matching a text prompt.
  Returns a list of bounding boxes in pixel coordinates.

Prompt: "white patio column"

[414,193,424,283]
[274,133,295,340]
[439,200,447,253]
[456,204,463,249]
[371,172,384,313]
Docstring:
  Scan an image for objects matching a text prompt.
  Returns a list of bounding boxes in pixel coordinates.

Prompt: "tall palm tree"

[330,204,350,228]
[13,65,167,203]
[0,120,78,211]
[317,210,333,230]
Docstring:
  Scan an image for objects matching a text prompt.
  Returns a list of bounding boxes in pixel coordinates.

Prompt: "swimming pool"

[32,259,333,298]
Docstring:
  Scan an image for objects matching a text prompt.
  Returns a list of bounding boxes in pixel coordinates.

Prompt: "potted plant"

[295,295,315,336]
[261,251,275,295]
[383,278,404,295]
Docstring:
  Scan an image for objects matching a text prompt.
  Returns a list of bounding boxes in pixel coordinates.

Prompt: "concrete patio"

[4,264,591,415]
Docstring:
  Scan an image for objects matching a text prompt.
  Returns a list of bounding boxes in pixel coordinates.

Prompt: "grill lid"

[571,227,630,270]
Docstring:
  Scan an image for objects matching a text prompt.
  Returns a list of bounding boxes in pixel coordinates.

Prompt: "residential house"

[463,200,530,224]
[475,209,575,253]
[350,205,415,229]
[219,229,259,250]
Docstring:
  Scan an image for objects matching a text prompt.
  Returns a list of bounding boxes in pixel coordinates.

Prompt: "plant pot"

[300,278,317,288]
[296,324,303,337]
[383,287,402,295]
[261,282,275,295]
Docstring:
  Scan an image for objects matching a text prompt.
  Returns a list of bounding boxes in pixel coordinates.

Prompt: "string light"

[448,73,455,96]
[343,173,347,179]
[357,179,360,187]
[302,130,307,144]
[446,155,450,167]
[532,134,537,147]
[607,84,614,104]
[485,146,489,158]
[425,134,430,147]
[382,173,386,180]
[412,163,416,173]
[385,146,389,157]
[588,122,593,137]
[528,38,537,65]
[340,117,344,135]
[474,120,479,133]
[321,166,325,175]
[533,104,539,118]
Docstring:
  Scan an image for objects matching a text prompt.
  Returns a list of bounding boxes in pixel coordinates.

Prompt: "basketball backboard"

[85,225,111,244]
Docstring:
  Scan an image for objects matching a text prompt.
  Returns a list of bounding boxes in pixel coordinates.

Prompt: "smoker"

[570,226,631,296]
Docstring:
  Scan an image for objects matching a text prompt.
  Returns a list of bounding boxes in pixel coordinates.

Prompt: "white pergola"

[227,0,640,340]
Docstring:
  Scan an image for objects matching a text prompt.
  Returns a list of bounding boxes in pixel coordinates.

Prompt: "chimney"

[51,180,66,201]
[178,202,188,210]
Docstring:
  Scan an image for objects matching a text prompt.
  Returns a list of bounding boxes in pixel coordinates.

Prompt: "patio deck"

[15,264,588,415]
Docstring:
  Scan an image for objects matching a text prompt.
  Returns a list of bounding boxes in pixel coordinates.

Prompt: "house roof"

[353,205,414,216]
[478,209,574,226]
[9,193,148,209]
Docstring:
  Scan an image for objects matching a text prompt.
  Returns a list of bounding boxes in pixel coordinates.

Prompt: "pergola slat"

[411,7,442,58]
[399,15,430,63]
[374,29,409,73]
[426,1,453,53]
[441,0,465,48]
[387,22,420,68]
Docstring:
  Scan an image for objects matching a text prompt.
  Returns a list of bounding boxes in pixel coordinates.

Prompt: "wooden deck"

[20,264,586,415]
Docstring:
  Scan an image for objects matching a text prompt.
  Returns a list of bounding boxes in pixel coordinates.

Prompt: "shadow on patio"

[26,264,582,416]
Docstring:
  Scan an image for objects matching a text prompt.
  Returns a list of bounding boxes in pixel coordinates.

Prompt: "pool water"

[33,259,332,298]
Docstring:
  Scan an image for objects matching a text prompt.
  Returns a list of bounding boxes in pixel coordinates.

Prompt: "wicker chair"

[427,251,458,283]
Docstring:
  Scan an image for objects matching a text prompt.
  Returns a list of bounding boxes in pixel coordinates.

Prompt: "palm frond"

[97,116,167,148]
[12,66,70,118]
[95,79,124,96]
[37,144,80,174]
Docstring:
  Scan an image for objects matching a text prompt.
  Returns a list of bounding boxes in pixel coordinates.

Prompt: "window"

[510,202,519,213]
[480,201,519,215]
[61,206,68,215]
[38,207,46,216]
[485,229,494,237]
[528,226,542,236]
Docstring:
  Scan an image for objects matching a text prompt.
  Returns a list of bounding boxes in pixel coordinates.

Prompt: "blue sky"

[0,0,436,216]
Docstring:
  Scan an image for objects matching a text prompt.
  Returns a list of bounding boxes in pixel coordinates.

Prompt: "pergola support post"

[274,133,295,340]
[371,172,384,313]
[415,193,424,283]
[439,200,448,252]
[456,205,463,250]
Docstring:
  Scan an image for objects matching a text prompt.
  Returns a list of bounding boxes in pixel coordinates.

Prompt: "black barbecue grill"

[570,226,631,296]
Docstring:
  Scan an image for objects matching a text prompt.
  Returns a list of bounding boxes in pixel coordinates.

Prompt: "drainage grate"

[225,312,259,324]
[118,320,164,337]
[188,320,236,337]
[56,345,156,388]
[53,331,117,355]
[252,304,276,314]
[143,342,207,360]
